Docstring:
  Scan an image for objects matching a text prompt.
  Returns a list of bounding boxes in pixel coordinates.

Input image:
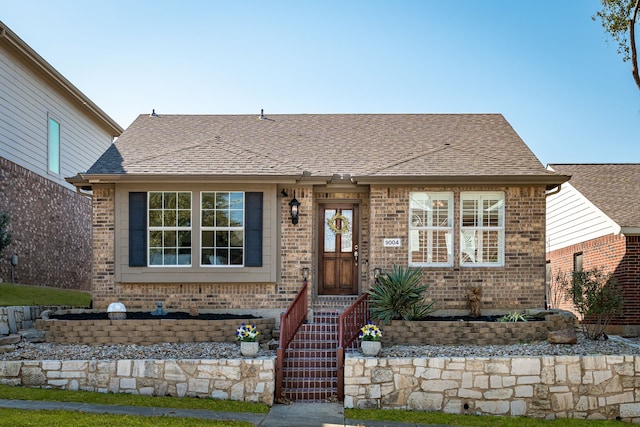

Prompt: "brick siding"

[0,157,91,289]
[547,234,640,326]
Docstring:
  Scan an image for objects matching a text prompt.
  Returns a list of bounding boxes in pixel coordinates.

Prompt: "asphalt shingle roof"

[86,113,562,183]
[549,164,640,228]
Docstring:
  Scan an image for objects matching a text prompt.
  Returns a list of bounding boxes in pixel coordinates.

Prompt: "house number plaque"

[383,238,402,247]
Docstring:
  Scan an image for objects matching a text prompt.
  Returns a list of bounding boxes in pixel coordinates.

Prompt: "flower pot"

[361,340,381,356]
[240,341,259,357]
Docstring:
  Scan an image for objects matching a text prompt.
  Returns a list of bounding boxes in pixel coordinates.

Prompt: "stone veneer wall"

[344,354,640,422]
[369,185,548,311]
[37,317,276,345]
[0,157,92,289]
[0,357,275,405]
[0,306,47,336]
[382,315,575,346]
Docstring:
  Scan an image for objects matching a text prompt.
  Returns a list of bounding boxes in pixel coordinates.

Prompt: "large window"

[409,192,453,266]
[148,192,192,266]
[201,191,244,266]
[460,192,504,266]
[48,117,60,174]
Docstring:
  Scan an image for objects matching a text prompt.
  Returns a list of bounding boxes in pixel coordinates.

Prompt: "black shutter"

[245,192,263,267]
[129,192,147,267]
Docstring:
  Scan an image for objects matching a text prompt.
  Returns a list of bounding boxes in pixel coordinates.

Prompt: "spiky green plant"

[498,311,529,322]
[367,265,435,324]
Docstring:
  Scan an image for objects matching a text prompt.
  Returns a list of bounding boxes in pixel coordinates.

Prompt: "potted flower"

[359,321,382,356]
[236,323,260,357]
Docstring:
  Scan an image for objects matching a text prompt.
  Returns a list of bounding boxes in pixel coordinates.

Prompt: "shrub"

[367,265,436,324]
[562,268,623,340]
[0,211,11,258]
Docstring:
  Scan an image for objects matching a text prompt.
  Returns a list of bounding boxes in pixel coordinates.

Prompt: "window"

[409,192,453,266]
[148,192,192,266]
[201,191,244,266]
[573,252,583,273]
[460,192,504,266]
[48,117,60,174]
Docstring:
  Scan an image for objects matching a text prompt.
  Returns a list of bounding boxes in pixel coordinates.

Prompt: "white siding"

[546,182,620,252]
[0,45,113,190]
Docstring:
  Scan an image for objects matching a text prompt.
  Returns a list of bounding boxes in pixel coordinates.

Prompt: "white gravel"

[1,336,639,361]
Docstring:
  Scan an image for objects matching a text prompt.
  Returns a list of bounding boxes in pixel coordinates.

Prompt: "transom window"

[460,192,504,266]
[201,192,244,266]
[409,192,453,266]
[148,192,192,266]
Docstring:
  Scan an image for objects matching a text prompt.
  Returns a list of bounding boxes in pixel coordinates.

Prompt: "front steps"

[280,311,341,402]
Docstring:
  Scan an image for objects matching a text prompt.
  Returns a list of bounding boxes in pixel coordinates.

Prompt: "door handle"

[354,244,358,266]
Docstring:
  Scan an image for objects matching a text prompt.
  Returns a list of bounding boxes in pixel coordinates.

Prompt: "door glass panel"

[324,209,336,252]
[341,209,353,252]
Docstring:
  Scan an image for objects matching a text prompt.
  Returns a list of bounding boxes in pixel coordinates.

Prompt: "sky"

[2,0,639,165]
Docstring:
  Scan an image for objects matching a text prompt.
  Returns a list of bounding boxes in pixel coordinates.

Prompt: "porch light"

[301,267,310,281]
[289,191,300,225]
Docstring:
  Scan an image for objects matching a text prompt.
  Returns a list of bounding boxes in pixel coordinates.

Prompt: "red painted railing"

[337,293,369,400]
[275,280,308,400]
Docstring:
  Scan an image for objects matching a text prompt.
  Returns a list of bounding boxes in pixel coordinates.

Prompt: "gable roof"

[548,164,640,229]
[78,113,567,187]
[0,20,122,136]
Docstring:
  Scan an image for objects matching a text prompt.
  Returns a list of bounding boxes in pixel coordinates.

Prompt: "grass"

[346,408,625,426]
[0,283,91,307]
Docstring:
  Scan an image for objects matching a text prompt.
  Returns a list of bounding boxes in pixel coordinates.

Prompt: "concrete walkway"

[0,399,456,426]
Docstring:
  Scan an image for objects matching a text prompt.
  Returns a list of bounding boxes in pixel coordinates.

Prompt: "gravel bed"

[1,336,639,361]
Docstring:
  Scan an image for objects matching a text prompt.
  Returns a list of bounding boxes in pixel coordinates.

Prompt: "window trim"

[147,191,193,267]
[408,192,454,267]
[47,115,61,175]
[200,191,246,268]
[459,191,505,267]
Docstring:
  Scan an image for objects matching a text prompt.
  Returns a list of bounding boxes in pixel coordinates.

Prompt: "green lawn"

[0,283,91,307]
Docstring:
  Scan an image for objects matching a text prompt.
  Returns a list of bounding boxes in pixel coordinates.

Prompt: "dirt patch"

[51,312,260,321]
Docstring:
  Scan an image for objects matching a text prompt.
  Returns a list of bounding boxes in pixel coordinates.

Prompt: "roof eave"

[68,173,305,186]
[0,21,123,137]
[354,174,571,190]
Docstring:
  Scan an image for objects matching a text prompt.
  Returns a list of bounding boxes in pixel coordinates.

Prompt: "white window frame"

[460,191,505,267]
[47,115,61,175]
[200,191,245,267]
[409,192,454,267]
[148,191,192,267]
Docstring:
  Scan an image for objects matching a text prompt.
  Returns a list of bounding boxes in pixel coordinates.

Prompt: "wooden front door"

[318,203,359,295]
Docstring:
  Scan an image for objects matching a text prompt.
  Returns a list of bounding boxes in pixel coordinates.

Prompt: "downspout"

[545,184,562,198]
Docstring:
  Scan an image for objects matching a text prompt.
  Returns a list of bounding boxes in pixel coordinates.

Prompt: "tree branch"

[631,0,640,90]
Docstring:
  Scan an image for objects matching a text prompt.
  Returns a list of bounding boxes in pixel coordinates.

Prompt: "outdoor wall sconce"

[289,191,300,225]
[301,267,310,282]
[10,253,17,284]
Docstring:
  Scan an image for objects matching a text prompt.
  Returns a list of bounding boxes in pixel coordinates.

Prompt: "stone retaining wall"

[0,357,276,405]
[382,314,574,346]
[344,354,640,422]
[0,306,48,336]
[37,317,276,345]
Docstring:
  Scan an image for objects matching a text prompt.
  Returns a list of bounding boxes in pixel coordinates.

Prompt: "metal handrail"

[275,280,308,399]
[337,293,369,400]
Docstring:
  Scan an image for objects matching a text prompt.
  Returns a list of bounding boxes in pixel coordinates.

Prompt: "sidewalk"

[0,399,456,427]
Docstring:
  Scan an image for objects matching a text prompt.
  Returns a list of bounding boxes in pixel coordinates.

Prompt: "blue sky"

[2,1,639,165]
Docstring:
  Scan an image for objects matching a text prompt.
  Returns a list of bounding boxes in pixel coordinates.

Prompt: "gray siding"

[0,44,113,190]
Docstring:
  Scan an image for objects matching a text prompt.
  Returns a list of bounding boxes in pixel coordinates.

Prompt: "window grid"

[148,192,192,266]
[460,192,504,266]
[201,191,245,266]
[409,192,453,266]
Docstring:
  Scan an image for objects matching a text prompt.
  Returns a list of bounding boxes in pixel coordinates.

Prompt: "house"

[546,164,640,335]
[0,21,122,289]
[68,112,568,316]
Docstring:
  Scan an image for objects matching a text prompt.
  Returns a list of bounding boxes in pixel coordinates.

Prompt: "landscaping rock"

[0,334,21,345]
[548,328,577,344]
[0,345,15,353]
[20,329,45,343]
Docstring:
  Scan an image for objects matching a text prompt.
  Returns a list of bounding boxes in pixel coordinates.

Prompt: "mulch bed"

[50,312,260,321]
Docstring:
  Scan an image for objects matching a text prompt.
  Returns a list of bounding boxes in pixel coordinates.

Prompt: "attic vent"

[259,109,266,120]
[150,109,158,117]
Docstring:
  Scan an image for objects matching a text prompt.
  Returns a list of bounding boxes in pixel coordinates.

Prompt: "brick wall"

[0,157,91,289]
[546,234,640,327]
[369,185,548,311]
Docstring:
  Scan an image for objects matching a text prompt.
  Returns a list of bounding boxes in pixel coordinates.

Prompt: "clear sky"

[2,1,639,165]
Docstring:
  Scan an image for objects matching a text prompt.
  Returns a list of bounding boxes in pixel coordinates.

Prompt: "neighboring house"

[0,21,122,289]
[69,112,568,315]
[546,164,640,335]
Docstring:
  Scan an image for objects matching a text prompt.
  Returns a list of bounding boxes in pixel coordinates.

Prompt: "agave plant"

[497,311,529,322]
[367,265,436,324]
